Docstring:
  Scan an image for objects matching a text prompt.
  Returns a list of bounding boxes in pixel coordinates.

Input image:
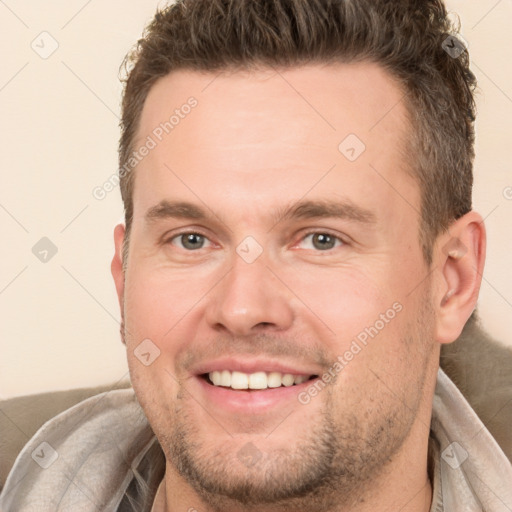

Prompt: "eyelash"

[163,229,347,252]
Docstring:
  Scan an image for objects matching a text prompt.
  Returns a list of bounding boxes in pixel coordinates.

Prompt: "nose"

[204,249,295,336]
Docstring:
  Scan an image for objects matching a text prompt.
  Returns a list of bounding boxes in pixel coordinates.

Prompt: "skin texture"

[111,62,486,512]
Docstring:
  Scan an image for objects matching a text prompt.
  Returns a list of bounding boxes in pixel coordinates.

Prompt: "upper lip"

[192,357,322,377]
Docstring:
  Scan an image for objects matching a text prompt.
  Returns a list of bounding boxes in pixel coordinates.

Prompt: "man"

[1,0,511,510]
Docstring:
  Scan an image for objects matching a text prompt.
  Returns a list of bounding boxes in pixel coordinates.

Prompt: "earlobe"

[111,223,126,344]
[434,212,486,344]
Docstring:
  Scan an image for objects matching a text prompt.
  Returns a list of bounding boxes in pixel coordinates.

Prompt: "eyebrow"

[144,198,377,228]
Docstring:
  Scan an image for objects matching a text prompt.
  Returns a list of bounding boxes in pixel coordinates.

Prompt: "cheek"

[122,269,213,404]
[122,273,185,423]
[285,263,423,382]
[279,263,392,339]
[123,269,210,343]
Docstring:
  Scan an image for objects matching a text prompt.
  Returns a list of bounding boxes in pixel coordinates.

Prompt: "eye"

[166,232,212,251]
[164,230,345,252]
[298,232,345,251]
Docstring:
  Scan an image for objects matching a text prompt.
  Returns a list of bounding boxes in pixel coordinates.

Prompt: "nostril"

[256,322,273,328]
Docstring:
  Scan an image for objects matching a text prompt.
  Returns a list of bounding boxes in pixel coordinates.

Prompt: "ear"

[111,223,126,345]
[433,211,486,344]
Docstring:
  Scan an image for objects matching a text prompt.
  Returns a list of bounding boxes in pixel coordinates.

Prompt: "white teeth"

[248,372,267,389]
[294,375,308,385]
[220,370,231,387]
[282,374,295,387]
[207,370,312,390]
[267,372,282,388]
[230,371,249,389]
[210,370,222,386]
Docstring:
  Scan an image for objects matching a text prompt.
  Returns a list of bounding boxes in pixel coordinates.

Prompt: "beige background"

[1,1,511,399]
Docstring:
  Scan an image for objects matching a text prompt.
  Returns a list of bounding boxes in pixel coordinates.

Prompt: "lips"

[194,356,321,373]
[189,357,322,413]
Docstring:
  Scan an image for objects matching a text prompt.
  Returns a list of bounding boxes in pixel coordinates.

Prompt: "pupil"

[183,233,203,249]
[314,233,334,250]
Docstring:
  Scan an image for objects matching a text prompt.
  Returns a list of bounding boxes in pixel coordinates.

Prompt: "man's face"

[113,63,439,508]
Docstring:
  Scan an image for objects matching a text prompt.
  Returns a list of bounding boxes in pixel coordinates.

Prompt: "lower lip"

[194,375,318,413]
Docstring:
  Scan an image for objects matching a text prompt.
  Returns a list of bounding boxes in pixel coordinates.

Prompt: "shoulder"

[0,380,132,489]
[0,384,154,511]
[440,313,512,461]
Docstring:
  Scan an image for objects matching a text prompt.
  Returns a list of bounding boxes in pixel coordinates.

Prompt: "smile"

[205,370,317,390]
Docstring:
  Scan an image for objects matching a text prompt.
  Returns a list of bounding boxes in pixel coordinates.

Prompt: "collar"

[1,368,511,511]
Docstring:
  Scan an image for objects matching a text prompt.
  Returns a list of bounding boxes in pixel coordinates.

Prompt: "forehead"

[132,62,418,229]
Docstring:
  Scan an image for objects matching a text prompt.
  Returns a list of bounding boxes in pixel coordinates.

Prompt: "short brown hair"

[118,0,477,269]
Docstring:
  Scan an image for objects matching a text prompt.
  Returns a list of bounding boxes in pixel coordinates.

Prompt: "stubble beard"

[159,336,432,510]
[126,290,435,512]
